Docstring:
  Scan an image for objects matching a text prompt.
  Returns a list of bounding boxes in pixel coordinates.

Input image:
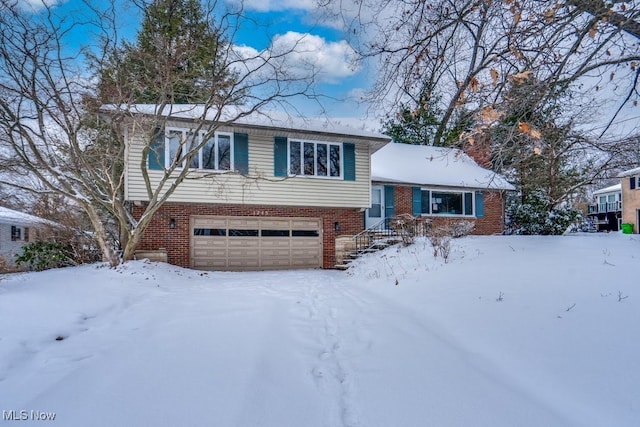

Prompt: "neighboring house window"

[11,225,21,241]
[165,128,234,171]
[288,140,342,178]
[419,189,475,216]
[599,196,607,212]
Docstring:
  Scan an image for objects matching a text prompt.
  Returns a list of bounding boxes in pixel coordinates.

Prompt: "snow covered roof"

[593,183,621,196]
[617,166,640,178]
[0,206,58,227]
[371,143,515,191]
[100,104,391,150]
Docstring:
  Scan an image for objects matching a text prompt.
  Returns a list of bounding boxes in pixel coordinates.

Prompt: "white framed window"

[420,189,474,216]
[288,140,342,178]
[165,128,233,171]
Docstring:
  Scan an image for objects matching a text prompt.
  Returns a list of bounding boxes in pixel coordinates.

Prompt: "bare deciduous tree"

[0,0,326,265]
[328,0,640,142]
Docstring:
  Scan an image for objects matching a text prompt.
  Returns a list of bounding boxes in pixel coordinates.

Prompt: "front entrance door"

[365,185,384,229]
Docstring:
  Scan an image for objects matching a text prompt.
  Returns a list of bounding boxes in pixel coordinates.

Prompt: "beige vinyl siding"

[622,177,640,232]
[125,124,373,208]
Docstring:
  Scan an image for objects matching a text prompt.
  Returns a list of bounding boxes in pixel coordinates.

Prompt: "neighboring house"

[586,183,622,232]
[0,206,53,269]
[618,167,640,233]
[367,143,515,234]
[118,105,391,270]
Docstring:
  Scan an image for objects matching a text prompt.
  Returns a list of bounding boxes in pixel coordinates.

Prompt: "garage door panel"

[228,258,260,268]
[228,239,260,248]
[193,218,227,228]
[193,248,227,257]
[261,239,291,248]
[260,219,291,228]
[261,259,291,267]
[191,215,322,271]
[228,218,260,227]
[261,250,291,258]
[291,219,321,229]
[193,258,226,268]
[291,258,319,266]
[228,248,260,257]
[294,250,321,259]
[291,238,320,246]
[193,238,226,247]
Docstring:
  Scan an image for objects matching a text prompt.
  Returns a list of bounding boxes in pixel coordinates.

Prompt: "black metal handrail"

[353,218,395,254]
[353,215,430,254]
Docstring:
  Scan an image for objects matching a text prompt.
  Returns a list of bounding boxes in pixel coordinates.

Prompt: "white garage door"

[190,216,323,270]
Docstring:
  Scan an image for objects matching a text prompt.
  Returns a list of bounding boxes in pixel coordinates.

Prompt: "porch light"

[169,218,176,229]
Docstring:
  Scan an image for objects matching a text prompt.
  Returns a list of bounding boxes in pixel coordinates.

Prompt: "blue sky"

[18,0,375,125]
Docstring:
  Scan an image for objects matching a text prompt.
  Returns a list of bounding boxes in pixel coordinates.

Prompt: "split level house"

[115,105,514,271]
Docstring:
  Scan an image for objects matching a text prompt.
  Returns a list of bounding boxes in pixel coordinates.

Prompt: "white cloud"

[233,32,359,84]
[15,0,64,12]
[270,31,359,82]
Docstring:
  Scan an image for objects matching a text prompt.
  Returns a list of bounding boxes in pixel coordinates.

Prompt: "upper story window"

[419,189,474,216]
[288,140,342,178]
[165,128,233,171]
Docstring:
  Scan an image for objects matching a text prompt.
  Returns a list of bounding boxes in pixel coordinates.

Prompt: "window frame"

[287,138,343,179]
[419,188,476,217]
[11,225,22,241]
[164,127,234,172]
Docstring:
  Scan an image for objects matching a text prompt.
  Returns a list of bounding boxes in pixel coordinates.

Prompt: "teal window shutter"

[343,143,356,181]
[148,127,164,170]
[464,192,473,215]
[274,136,288,177]
[233,133,249,174]
[475,191,485,218]
[412,187,422,215]
[384,185,395,218]
[631,177,636,190]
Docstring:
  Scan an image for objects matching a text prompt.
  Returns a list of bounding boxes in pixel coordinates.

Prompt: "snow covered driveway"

[1,234,639,426]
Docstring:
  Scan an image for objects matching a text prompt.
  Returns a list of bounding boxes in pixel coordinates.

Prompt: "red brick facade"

[395,186,413,217]
[132,203,364,269]
[390,185,506,235]
[471,190,506,235]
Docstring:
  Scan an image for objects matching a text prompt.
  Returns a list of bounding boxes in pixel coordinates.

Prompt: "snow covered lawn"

[1,234,639,426]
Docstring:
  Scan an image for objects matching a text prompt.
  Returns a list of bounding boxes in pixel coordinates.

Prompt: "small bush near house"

[508,191,580,235]
[449,220,475,238]
[428,219,475,263]
[0,255,8,273]
[15,241,75,271]
[390,214,433,246]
